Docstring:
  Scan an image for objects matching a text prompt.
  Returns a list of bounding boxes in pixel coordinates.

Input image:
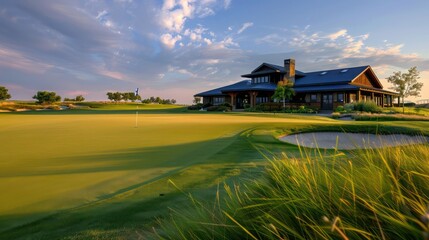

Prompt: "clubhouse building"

[195,59,399,111]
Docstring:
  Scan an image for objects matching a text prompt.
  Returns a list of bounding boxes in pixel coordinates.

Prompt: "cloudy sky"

[1,0,429,103]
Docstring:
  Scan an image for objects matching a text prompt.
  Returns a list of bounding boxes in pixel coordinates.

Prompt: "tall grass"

[155,143,429,239]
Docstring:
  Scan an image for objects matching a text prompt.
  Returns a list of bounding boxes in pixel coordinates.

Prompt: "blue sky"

[1,0,428,103]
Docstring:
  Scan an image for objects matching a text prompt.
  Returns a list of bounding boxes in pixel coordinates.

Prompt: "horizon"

[1,0,428,104]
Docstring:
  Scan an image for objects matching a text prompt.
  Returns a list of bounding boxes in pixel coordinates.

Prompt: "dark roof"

[196,64,398,97]
[294,84,360,93]
[294,66,369,87]
[243,62,305,78]
[195,80,277,97]
[263,63,306,75]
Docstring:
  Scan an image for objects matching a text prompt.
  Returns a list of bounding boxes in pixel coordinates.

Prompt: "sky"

[1,0,429,103]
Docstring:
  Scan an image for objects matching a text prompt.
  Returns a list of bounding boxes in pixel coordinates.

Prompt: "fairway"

[0,107,333,238]
[1,107,428,239]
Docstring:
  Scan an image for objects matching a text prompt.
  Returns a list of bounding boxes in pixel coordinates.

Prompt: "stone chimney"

[284,58,295,84]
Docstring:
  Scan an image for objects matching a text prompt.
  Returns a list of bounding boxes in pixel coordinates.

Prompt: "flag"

[135,88,139,96]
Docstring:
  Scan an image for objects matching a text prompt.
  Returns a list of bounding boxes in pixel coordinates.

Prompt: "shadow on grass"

[0,131,272,239]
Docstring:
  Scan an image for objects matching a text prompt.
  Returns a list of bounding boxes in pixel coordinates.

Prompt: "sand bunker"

[280,132,428,150]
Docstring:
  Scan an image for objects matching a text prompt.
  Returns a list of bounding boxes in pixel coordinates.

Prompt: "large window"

[213,97,224,105]
[310,94,317,102]
[256,96,269,104]
[337,93,344,102]
[253,76,270,84]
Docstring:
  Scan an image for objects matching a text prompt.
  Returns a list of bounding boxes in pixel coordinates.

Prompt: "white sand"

[279,132,428,150]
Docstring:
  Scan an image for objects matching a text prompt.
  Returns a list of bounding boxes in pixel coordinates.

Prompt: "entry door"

[321,94,333,110]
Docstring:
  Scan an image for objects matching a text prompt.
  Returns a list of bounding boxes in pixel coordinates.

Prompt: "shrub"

[353,101,382,113]
[187,103,203,110]
[344,103,355,112]
[335,105,345,113]
[331,112,341,119]
[202,103,213,108]
[206,105,230,112]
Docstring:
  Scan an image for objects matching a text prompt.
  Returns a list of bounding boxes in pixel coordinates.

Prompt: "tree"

[75,95,85,102]
[171,99,176,104]
[33,91,61,104]
[106,92,122,102]
[128,92,141,102]
[271,80,295,109]
[387,66,423,113]
[193,97,201,104]
[0,86,11,101]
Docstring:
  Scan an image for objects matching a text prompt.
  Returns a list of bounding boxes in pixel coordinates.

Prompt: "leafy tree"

[171,99,176,104]
[128,92,141,102]
[75,95,85,102]
[0,86,12,101]
[106,92,122,102]
[387,66,423,113]
[155,97,161,103]
[33,91,61,104]
[193,97,201,104]
[149,96,155,103]
[271,80,295,109]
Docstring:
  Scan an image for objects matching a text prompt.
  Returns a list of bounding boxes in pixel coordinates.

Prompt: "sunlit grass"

[157,143,429,239]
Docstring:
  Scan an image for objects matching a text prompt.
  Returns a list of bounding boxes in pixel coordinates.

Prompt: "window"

[213,97,224,105]
[310,94,317,102]
[340,69,348,73]
[337,93,344,102]
[320,72,327,75]
[253,76,270,84]
[256,96,269,104]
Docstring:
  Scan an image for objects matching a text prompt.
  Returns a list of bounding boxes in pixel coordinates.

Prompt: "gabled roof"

[243,62,305,78]
[294,66,369,87]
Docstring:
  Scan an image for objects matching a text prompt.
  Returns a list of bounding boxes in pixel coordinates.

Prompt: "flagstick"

[135,105,138,128]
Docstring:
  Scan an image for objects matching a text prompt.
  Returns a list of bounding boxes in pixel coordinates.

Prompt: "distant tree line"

[64,95,85,102]
[106,92,141,102]
[141,96,176,104]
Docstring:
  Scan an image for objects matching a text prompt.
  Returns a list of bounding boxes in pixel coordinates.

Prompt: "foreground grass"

[157,143,429,239]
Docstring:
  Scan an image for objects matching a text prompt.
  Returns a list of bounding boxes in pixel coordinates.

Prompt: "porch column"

[249,91,258,108]
[371,92,375,102]
[357,90,361,102]
[228,93,237,110]
[381,94,384,108]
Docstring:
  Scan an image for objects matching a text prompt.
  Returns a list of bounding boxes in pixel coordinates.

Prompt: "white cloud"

[327,29,347,40]
[237,22,253,34]
[159,0,194,32]
[203,38,212,45]
[160,33,182,49]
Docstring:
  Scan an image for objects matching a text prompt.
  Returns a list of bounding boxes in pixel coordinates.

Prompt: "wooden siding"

[353,72,373,87]
[352,69,383,88]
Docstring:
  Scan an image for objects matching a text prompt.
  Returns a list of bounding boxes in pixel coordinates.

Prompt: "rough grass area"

[386,107,429,117]
[354,113,429,121]
[156,144,429,239]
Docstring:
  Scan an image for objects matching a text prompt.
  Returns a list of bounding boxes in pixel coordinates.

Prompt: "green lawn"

[0,105,428,239]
